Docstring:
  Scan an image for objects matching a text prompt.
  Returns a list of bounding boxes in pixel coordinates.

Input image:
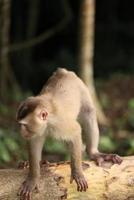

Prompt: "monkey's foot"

[18,178,39,200]
[70,172,88,192]
[90,152,122,166]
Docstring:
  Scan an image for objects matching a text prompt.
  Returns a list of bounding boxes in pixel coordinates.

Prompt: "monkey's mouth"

[21,129,35,139]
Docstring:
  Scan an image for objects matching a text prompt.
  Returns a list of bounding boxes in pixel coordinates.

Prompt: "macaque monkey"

[16,68,122,200]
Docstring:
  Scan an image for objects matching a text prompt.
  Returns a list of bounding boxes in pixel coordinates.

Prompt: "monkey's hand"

[18,177,40,200]
[90,152,122,166]
[70,171,88,192]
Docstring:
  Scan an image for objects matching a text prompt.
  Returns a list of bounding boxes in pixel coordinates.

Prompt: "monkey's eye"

[19,123,27,128]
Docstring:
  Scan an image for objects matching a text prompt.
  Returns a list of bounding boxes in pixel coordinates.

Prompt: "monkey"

[16,68,122,200]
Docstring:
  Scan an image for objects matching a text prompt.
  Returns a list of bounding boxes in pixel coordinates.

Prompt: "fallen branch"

[0,157,134,200]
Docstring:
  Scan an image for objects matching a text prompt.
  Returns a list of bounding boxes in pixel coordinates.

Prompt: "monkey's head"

[16,97,48,139]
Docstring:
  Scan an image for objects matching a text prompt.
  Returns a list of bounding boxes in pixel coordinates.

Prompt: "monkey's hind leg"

[81,106,122,166]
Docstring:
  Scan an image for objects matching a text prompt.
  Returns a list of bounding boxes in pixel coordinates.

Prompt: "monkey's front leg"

[69,123,88,192]
[18,176,39,200]
[18,135,44,200]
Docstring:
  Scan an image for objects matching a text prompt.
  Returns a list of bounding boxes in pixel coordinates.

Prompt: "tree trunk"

[0,0,20,102]
[25,0,40,64]
[0,157,134,200]
[78,0,109,126]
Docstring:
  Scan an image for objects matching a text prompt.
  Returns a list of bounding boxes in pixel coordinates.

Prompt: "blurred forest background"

[0,0,134,168]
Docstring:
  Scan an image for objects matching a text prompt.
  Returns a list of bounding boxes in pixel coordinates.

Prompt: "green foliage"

[99,135,116,152]
[127,98,134,128]
[0,140,11,162]
[0,128,27,166]
[128,98,134,109]
[100,93,110,109]
[114,118,127,130]
[127,139,134,155]
[0,104,9,115]
[45,138,68,154]
[44,138,69,160]
[4,137,19,152]
[129,139,134,149]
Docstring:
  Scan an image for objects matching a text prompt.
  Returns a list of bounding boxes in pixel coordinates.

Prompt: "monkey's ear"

[39,110,48,121]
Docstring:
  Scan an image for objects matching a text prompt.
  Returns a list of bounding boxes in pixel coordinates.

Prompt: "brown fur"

[16,97,40,121]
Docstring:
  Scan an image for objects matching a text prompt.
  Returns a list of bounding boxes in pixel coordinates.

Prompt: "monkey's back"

[41,68,83,118]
